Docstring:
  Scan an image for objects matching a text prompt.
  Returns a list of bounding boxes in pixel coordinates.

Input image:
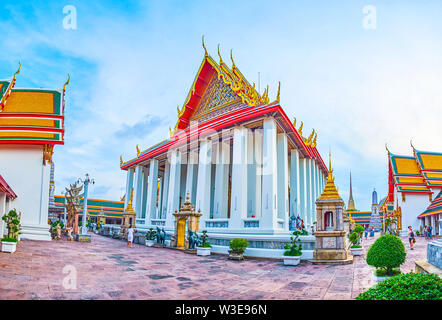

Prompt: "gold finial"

[169,127,174,138]
[329,149,332,171]
[120,155,123,167]
[306,129,315,145]
[298,121,303,137]
[385,143,390,154]
[136,145,140,157]
[410,140,415,150]
[276,81,280,102]
[125,189,135,213]
[217,44,224,64]
[177,104,185,117]
[293,117,297,128]
[202,35,208,58]
[230,49,236,69]
[13,62,21,81]
[318,149,342,200]
[312,133,317,148]
[63,73,70,92]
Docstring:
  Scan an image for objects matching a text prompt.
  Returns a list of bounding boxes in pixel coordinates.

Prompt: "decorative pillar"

[145,159,159,223]
[247,130,257,218]
[290,149,301,228]
[299,158,308,224]
[161,162,170,219]
[185,150,199,205]
[140,167,149,220]
[277,133,289,231]
[124,168,134,209]
[305,159,312,227]
[261,118,278,231]
[195,139,213,224]
[213,138,230,219]
[165,150,181,228]
[156,176,163,219]
[229,127,249,230]
[254,129,263,218]
[133,165,144,219]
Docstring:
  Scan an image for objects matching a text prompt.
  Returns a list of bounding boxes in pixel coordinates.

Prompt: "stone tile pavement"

[0,232,431,300]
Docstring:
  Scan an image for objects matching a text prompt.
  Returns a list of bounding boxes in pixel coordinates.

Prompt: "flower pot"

[1,241,17,253]
[196,247,211,256]
[350,247,363,256]
[283,255,301,266]
[145,239,155,247]
[228,250,244,261]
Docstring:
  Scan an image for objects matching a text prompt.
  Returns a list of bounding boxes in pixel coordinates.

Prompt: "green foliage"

[199,230,212,248]
[351,245,362,249]
[300,229,308,235]
[229,238,248,253]
[145,228,157,240]
[2,209,21,241]
[349,231,359,245]
[284,230,302,256]
[354,225,364,234]
[356,272,442,300]
[366,234,406,275]
[375,268,401,277]
[1,237,18,243]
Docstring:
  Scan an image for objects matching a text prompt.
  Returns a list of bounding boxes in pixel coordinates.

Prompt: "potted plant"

[366,234,405,282]
[349,231,363,256]
[145,228,157,247]
[228,238,248,260]
[196,230,212,256]
[283,230,302,265]
[1,209,21,253]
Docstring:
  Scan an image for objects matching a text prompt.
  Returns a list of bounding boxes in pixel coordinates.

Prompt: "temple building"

[53,195,124,225]
[0,65,67,240]
[119,41,328,256]
[386,144,442,235]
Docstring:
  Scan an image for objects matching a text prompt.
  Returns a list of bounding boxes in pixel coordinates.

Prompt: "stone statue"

[66,227,73,241]
[188,230,199,249]
[55,224,61,240]
[65,182,83,235]
[156,226,166,245]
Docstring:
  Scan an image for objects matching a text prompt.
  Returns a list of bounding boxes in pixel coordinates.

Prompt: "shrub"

[356,272,442,300]
[229,238,248,253]
[198,230,212,248]
[354,224,364,235]
[366,234,406,276]
[2,209,21,241]
[145,228,157,240]
[1,237,18,243]
[349,231,359,246]
[284,230,302,256]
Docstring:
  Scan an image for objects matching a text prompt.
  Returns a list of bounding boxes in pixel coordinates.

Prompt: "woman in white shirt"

[127,225,135,248]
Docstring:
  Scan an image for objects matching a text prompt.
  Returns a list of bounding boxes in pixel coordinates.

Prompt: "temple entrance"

[176,219,186,249]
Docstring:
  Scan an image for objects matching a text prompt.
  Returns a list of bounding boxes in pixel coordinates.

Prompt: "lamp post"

[78,173,95,235]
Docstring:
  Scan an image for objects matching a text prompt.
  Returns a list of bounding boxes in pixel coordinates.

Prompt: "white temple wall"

[276,133,289,231]
[165,150,181,228]
[246,129,257,218]
[290,149,301,219]
[161,161,170,219]
[254,129,263,218]
[213,139,230,219]
[299,158,308,223]
[133,165,144,219]
[0,144,51,240]
[185,150,199,205]
[195,139,213,224]
[396,191,430,233]
[145,159,158,223]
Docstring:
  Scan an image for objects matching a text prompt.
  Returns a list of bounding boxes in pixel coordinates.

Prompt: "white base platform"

[19,223,51,241]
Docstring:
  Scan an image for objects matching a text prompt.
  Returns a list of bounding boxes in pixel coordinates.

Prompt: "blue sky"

[1,0,442,210]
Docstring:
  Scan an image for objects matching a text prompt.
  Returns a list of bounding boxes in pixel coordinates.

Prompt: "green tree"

[366,234,406,276]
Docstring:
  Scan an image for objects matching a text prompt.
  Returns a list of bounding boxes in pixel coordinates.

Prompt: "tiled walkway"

[0,233,431,300]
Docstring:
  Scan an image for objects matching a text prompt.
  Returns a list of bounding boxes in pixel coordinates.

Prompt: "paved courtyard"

[0,233,431,300]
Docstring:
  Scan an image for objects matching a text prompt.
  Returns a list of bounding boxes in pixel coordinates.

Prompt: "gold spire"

[120,155,123,167]
[136,145,140,157]
[318,151,342,200]
[124,189,135,213]
[202,35,208,58]
[276,81,280,102]
[347,172,356,210]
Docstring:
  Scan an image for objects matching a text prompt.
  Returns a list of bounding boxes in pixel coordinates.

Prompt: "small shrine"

[311,153,353,265]
[171,192,202,250]
[97,207,106,226]
[120,191,136,240]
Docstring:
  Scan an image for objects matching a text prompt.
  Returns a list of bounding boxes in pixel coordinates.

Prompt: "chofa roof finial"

[217,44,224,64]
[202,35,208,58]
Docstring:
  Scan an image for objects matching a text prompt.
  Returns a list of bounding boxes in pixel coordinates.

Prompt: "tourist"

[428,225,432,239]
[370,227,375,237]
[311,226,314,234]
[127,225,135,248]
[364,226,368,240]
[424,225,428,239]
[408,226,415,250]
[300,219,305,230]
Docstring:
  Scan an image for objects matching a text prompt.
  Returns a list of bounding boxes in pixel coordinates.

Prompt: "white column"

[161,162,170,219]
[0,193,5,238]
[254,130,263,218]
[156,176,163,219]
[305,159,312,227]
[311,161,317,225]
[195,139,213,223]
[247,130,256,218]
[277,133,289,231]
[145,159,159,223]
[299,158,308,223]
[124,168,134,209]
[165,150,181,228]
[185,150,199,205]
[290,149,301,220]
[261,118,278,232]
[133,165,144,218]
[213,139,230,219]
[229,127,249,229]
[140,167,149,221]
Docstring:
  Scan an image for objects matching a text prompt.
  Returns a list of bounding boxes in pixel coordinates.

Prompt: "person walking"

[424,225,428,239]
[127,225,135,248]
[429,225,432,240]
[364,225,368,240]
[408,226,415,250]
